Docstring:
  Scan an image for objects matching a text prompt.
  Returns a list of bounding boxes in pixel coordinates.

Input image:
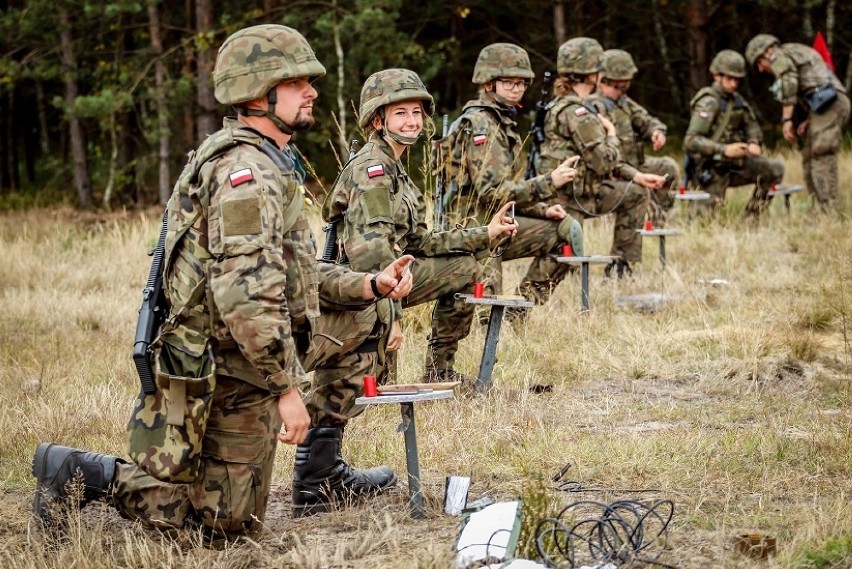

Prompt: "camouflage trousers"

[483,215,570,305]
[560,179,649,263]
[697,155,784,218]
[114,376,280,538]
[406,253,481,371]
[803,92,850,211]
[639,156,679,221]
[303,304,382,428]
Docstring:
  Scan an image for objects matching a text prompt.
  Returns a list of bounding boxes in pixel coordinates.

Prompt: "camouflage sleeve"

[744,102,763,144]
[207,150,306,395]
[459,112,556,210]
[339,167,399,274]
[615,161,639,182]
[409,222,490,257]
[684,95,724,157]
[770,52,799,105]
[561,105,620,176]
[316,261,373,310]
[628,98,667,140]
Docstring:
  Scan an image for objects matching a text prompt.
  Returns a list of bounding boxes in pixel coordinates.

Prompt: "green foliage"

[794,535,852,569]
[515,471,558,560]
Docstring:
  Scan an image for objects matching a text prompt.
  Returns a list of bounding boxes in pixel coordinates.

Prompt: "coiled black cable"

[534,499,677,568]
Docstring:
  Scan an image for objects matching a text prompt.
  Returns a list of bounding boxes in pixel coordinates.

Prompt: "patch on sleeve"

[228,167,254,187]
[699,111,709,119]
[221,197,262,236]
[473,134,488,145]
[574,107,589,116]
[367,164,385,178]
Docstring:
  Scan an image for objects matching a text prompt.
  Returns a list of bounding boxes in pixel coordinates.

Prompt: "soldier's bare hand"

[386,321,403,351]
[651,130,666,151]
[276,389,310,445]
[597,114,617,137]
[633,172,666,189]
[782,121,796,143]
[487,201,518,240]
[544,204,567,220]
[723,142,748,158]
[796,120,809,137]
[551,156,579,187]
[747,143,762,156]
[374,254,415,300]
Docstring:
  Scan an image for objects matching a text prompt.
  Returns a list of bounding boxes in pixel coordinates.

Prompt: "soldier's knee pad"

[557,217,584,256]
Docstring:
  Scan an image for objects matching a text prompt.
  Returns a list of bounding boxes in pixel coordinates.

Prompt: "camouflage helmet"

[709,50,746,78]
[472,43,535,84]
[745,34,780,66]
[601,49,638,81]
[358,68,435,129]
[214,25,326,106]
[557,37,604,76]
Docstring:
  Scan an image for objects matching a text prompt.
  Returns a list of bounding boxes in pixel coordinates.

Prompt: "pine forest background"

[1,0,851,209]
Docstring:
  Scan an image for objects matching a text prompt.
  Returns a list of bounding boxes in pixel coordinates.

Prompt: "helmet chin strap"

[239,90,294,135]
[377,112,420,145]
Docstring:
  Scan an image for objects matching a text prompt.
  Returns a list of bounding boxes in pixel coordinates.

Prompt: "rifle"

[321,139,360,262]
[433,114,450,230]
[132,212,169,395]
[525,71,553,180]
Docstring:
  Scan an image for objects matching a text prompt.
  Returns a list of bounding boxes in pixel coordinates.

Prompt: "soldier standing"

[684,50,784,217]
[438,43,579,313]
[323,68,517,383]
[32,25,415,537]
[593,49,679,224]
[537,37,656,277]
[746,34,850,212]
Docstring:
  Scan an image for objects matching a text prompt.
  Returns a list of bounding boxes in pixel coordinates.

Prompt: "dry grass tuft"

[1,151,851,567]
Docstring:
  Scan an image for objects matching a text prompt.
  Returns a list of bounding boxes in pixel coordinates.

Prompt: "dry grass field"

[0,150,850,568]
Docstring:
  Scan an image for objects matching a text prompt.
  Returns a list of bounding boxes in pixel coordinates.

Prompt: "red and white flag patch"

[473,134,488,146]
[699,111,709,119]
[367,164,385,178]
[574,107,588,116]
[229,168,253,187]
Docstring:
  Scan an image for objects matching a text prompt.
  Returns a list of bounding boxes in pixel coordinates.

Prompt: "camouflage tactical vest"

[689,87,750,145]
[538,94,597,195]
[597,96,643,166]
[163,120,318,360]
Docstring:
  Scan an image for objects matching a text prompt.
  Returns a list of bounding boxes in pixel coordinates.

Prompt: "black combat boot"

[32,443,121,526]
[292,427,396,518]
[604,259,633,279]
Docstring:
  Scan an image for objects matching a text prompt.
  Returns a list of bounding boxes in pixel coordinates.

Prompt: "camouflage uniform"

[685,50,784,215]
[591,50,678,222]
[326,128,490,373]
[746,35,850,210]
[33,25,391,537]
[537,38,648,265]
[442,43,571,304]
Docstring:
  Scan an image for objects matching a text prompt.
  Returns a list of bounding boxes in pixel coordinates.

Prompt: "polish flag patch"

[367,164,385,178]
[229,168,253,187]
[473,134,488,146]
[574,106,588,116]
[699,111,709,119]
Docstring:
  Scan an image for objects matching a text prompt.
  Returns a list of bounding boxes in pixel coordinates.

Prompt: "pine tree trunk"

[35,81,50,154]
[685,0,709,96]
[332,0,348,156]
[195,0,217,143]
[553,1,567,46]
[148,1,171,205]
[58,9,92,208]
[652,0,683,109]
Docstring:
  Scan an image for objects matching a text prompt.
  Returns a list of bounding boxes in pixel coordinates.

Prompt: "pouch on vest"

[805,83,838,113]
[126,342,216,484]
